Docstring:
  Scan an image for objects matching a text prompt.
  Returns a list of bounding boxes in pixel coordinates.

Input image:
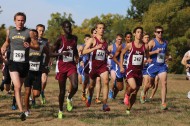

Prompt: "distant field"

[0,71,190,126]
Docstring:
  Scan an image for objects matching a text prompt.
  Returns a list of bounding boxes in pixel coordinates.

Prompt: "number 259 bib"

[13,50,25,62]
[132,55,143,65]
[95,50,105,61]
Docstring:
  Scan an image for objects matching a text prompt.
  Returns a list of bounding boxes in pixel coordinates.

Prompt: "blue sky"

[0,0,131,29]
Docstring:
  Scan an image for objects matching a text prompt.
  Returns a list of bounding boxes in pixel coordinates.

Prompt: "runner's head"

[61,20,72,35]
[115,33,123,45]
[14,12,26,30]
[30,29,38,39]
[95,22,105,36]
[143,32,150,44]
[133,27,143,40]
[91,28,96,38]
[124,31,132,43]
[154,26,164,39]
[84,34,91,43]
[36,24,45,38]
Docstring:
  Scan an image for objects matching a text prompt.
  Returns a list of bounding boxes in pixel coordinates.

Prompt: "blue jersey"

[122,43,129,67]
[151,38,167,66]
[110,43,117,71]
[115,43,129,78]
[78,44,89,75]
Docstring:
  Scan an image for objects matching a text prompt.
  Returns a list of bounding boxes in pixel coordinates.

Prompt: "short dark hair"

[155,26,163,31]
[14,12,26,22]
[61,20,72,27]
[143,31,150,36]
[91,28,96,34]
[84,34,91,38]
[95,22,105,29]
[30,29,38,35]
[124,32,132,37]
[116,33,123,38]
[133,27,143,33]
[36,24,45,30]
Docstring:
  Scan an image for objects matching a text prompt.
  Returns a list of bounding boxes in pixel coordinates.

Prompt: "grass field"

[0,71,190,126]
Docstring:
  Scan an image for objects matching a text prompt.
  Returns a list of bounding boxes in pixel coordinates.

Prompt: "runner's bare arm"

[74,40,79,64]
[43,45,50,67]
[119,43,131,72]
[145,44,151,63]
[50,36,62,57]
[148,39,161,55]
[113,45,122,66]
[82,38,102,55]
[107,44,113,58]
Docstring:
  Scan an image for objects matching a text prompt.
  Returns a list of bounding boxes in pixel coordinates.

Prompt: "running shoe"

[81,93,87,101]
[12,105,17,110]
[31,100,36,108]
[58,111,63,119]
[140,91,145,104]
[95,98,101,104]
[66,98,73,111]
[161,103,168,110]
[20,112,26,121]
[126,109,130,115]
[124,94,130,106]
[145,97,152,102]
[0,84,4,91]
[86,96,91,107]
[24,110,31,117]
[108,90,114,99]
[41,96,46,105]
[102,104,110,111]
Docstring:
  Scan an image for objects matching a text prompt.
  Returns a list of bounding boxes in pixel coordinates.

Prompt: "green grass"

[0,71,190,126]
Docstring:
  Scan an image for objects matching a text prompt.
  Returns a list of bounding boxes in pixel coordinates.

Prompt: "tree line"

[0,0,190,73]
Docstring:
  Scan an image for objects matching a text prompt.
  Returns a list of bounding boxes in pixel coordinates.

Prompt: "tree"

[45,12,75,44]
[127,0,167,20]
[0,24,6,47]
[142,0,190,73]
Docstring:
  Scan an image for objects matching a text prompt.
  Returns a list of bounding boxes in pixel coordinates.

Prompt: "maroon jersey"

[56,35,77,73]
[89,37,108,79]
[127,42,145,71]
[125,42,145,86]
[89,37,108,69]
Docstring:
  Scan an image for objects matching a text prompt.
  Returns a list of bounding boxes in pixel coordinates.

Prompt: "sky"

[0,0,131,29]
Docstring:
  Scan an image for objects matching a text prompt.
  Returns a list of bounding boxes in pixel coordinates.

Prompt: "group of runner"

[0,12,172,121]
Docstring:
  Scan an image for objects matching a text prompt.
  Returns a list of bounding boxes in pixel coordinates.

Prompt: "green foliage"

[45,12,75,44]
[16,0,188,73]
[142,0,190,73]
[127,0,167,20]
[0,24,6,47]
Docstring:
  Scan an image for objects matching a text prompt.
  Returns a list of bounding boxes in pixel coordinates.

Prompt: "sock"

[41,91,44,97]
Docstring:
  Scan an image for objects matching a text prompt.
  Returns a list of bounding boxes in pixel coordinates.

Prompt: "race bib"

[123,59,128,65]
[157,53,165,63]
[95,50,105,61]
[63,50,73,62]
[132,55,143,65]
[13,50,25,62]
[29,61,40,71]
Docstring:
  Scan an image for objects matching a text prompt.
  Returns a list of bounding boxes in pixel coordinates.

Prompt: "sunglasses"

[155,31,164,34]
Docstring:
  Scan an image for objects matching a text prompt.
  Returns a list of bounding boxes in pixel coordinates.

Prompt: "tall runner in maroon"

[82,22,110,111]
[119,27,150,114]
[51,20,78,119]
